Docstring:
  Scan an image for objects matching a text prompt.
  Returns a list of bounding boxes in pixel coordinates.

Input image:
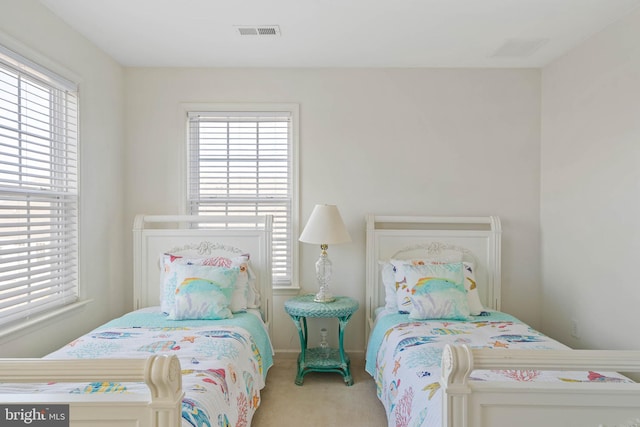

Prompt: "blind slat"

[0,247,76,268]
[0,257,76,276]
[0,276,75,304]
[0,291,77,323]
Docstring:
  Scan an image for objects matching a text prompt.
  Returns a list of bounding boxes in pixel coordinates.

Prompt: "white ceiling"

[39,0,640,68]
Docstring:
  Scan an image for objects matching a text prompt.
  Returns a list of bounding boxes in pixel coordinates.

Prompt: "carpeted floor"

[252,356,388,427]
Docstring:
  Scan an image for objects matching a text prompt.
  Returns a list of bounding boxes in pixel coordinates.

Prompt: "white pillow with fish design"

[391,259,483,316]
[392,262,470,320]
[167,264,239,320]
[160,254,251,314]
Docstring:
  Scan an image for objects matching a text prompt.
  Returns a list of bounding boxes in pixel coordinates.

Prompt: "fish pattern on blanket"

[42,325,264,427]
[371,316,632,427]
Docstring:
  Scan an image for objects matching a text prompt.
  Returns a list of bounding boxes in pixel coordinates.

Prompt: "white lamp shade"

[299,204,351,245]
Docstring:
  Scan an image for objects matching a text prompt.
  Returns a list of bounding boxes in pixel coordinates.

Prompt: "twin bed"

[0,214,275,427]
[364,214,640,427]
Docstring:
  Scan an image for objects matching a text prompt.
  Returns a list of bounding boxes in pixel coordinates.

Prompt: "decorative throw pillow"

[393,262,470,320]
[463,261,485,315]
[390,260,463,311]
[167,264,239,320]
[381,252,463,313]
[387,256,484,316]
[160,254,251,314]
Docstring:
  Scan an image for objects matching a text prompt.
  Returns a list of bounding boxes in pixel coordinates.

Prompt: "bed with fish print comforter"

[3,307,273,427]
[365,310,631,427]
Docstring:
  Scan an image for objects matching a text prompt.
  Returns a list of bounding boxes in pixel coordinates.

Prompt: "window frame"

[0,41,84,335]
[179,103,300,289]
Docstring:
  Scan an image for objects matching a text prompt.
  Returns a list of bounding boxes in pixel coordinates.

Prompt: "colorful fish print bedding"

[3,308,273,427]
[365,310,631,427]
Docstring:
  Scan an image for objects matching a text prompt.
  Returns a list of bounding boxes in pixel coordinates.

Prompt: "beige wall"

[540,9,640,349]
[124,67,542,354]
[0,0,127,356]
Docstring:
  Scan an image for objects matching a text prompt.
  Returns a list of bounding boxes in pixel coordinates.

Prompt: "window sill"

[273,286,301,296]
[0,299,94,343]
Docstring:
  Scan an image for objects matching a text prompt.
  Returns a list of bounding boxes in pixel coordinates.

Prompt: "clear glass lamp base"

[314,290,335,303]
[314,249,335,303]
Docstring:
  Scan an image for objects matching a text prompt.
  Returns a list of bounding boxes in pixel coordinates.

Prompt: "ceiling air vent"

[236,25,281,36]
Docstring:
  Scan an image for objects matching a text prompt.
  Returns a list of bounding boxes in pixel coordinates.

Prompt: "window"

[0,45,79,328]
[186,107,298,287]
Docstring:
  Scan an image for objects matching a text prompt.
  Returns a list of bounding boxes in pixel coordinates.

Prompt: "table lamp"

[299,204,351,302]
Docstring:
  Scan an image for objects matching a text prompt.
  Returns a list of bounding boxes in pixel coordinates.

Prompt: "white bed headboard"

[365,215,502,340]
[133,214,273,337]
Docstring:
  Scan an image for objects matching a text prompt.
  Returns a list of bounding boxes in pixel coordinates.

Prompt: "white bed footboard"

[442,345,640,427]
[0,355,183,427]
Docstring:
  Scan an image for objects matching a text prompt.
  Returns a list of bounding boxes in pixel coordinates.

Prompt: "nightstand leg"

[338,313,354,386]
[295,352,305,386]
[290,315,308,386]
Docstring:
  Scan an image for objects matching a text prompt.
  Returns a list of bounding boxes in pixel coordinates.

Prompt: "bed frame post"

[441,344,473,427]
[263,214,274,338]
[488,216,502,311]
[365,214,377,345]
[133,214,146,311]
[145,354,184,427]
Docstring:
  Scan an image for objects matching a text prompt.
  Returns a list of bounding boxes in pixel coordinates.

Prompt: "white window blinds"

[0,45,79,328]
[187,111,292,286]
